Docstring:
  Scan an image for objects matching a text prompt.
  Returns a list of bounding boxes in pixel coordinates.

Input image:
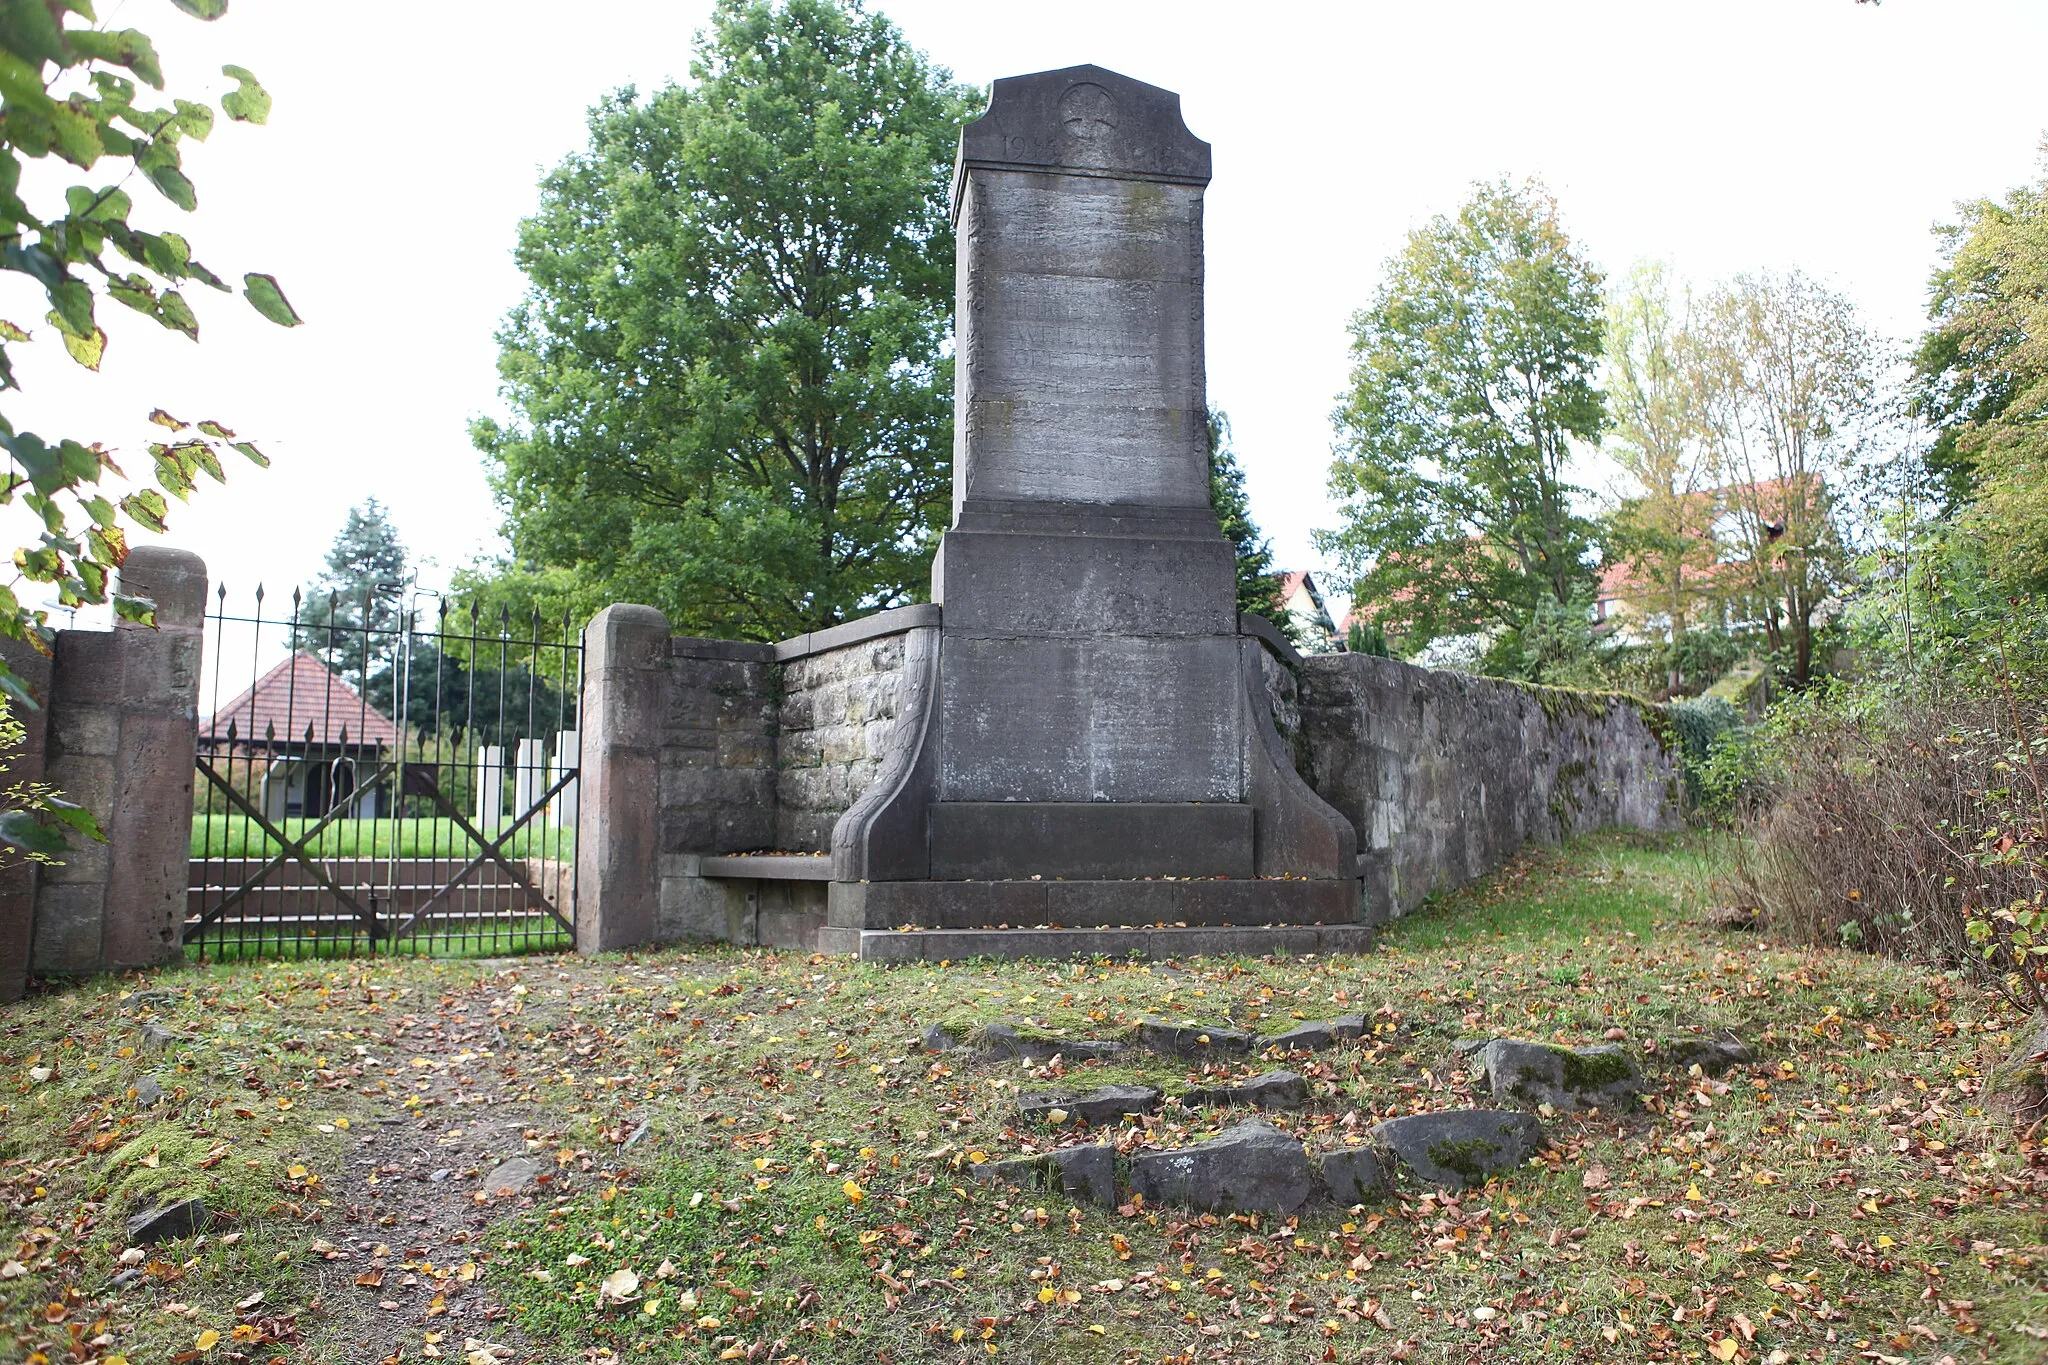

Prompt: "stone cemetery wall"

[1294,652,1683,917]
[775,632,910,853]
[582,605,1685,952]
[0,547,207,995]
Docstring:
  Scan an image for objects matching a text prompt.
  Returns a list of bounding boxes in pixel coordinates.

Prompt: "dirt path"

[311,966,581,1365]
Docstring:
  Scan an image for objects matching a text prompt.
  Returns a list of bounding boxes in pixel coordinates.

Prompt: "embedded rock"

[975,1022,1129,1062]
[1128,1119,1314,1214]
[1178,1070,1307,1110]
[1658,1036,1755,1075]
[1265,1016,1366,1052]
[1018,1084,1162,1127]
[976,1145,1118,1207]
[1134,1018,1257,1057]
[920,1023,961,1053]
[1450,1038,1492,1059]
[131,1020,179,1053]
[1986,1012,2048,1124]
[1482,1039,1640,1112]
[132,1076,164,1108]
[1319,1145,1386,1204]
[1371,1110,1549,1190]
[482,1156,544,1196]
[125,1198,206,1244]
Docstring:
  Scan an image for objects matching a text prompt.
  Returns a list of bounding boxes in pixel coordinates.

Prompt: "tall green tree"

[473,0,973,642]
[1690,271,1873,685]
[1912,147,2048,586]
[1316,177,1605,653]
[1206,409,1289,632]
[1603,261,1724,682]
[297,498,408,679]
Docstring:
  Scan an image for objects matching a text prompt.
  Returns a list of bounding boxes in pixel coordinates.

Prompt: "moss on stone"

[1424,1136,1503,1182]
[1555,1044,1636,1091]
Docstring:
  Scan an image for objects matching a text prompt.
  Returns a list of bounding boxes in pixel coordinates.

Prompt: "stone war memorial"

[576,65,1682,961]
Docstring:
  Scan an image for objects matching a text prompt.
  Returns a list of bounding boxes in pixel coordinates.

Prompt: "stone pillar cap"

[951,63,1211,218]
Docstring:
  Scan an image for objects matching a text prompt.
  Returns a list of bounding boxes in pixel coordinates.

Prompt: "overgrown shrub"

[1666,695,1740,806]
[1729,683,2047,1011]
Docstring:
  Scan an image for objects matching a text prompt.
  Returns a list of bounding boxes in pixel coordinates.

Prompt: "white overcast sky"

[6,0,2047,626]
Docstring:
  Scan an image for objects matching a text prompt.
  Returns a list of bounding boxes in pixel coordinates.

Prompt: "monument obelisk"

[826,65,1361,951]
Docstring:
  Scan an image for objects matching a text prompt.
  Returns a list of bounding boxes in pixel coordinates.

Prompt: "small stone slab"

[1371,1110,1549,1190]
[129,1020,179,1053]
[1658,1037,1755,1075]
[1483,1039,1641,1112]
[1018,1084,1162,1127]
[1133,1018,1256,1057]
[1130,1119,1314,1214]
[1265,1015,1366,1052]
[920,1023,960,1053]
[977,1022,1129,1061]
[1450,1038,1493,1058]
[132,1076,164,1108]
[125,1198,206,1244]
[975,1145,1118,1207]
[1179,1070,1307,1110]
[1320,1146,1386,1204]
[482,1155,544,1196]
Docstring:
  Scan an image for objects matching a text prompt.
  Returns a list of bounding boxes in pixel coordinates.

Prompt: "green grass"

[5,829,2043,1364]
[190,814,576,860]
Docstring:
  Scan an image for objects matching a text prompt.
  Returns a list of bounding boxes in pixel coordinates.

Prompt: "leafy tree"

[1317,177,1605,654]
[0,1,296,859]
[1690,271,1874,685]
[1603,262,1726,686]
[297,498,408,679]
[1912,147,2048,585]
[1206,409,1291,635]
[473,0,974,642]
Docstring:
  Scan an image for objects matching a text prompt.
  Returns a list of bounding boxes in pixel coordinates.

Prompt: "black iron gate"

[187,585,584,959]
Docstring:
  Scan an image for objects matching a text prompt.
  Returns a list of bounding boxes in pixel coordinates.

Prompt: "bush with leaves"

[0,0,298,859]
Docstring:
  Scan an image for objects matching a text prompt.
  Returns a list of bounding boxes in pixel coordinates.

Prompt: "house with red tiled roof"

[1274,570,1341,654]
[203,652,401,820]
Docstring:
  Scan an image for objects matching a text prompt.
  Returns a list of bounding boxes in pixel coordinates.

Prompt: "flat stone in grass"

[1265,1016,1367,1052]
[1483,1039,1641,1112]
[1371,1110,1549,1191]
[975,1145,1118,1207]
[975,1021,1128,1061]
[1319,1145,1386,1204]
[1018,1084,1162,1127]
[1129,1119,1314,1214]
[1178,1070,1307,1110]
[125,1197,206,1244]
[1133,1018,1257,1057]
[482,1155,545,1197]
[1658,1036,1756,1075]
[131,1076,164,1108]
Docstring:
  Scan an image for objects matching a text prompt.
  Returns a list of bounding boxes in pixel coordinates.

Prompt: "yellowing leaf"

[842,1181,864,1203]
[195,1328,221,1351]
[1709,1338,1738,1362]
[1684,1183,1704,1203]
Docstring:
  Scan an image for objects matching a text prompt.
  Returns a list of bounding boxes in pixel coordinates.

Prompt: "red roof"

[203,652,400,749]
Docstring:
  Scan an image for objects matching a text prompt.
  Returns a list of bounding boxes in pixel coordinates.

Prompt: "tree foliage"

[1318,177,1605,652]
[1913,146,2048,587]
[1603,263,1723,658]
[296,498,408,678]
[474,0,973,643]
[1689,271,1874,684]
[0,0,294,858]
[1206,409,1290,634]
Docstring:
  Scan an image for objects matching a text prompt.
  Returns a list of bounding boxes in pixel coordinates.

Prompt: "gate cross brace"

[384,767,578,941]
[186,757,397,940]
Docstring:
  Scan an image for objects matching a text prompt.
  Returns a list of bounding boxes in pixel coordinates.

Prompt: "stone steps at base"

[828,877,1361,929]
[817,923,1377,963]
